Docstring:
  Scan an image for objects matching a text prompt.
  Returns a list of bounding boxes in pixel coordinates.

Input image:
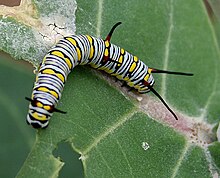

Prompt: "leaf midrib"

[161,0,174,98]
[96,0,103,37]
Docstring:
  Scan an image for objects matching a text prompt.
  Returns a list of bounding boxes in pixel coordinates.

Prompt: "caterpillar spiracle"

[26,22,193,129]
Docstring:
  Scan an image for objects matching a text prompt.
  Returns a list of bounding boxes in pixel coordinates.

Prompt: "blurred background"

[0,52,83,177]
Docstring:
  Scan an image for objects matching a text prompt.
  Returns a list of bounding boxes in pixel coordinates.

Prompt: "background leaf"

[0,0,220,177]
[0,53,35,178]
[0,53,83,177]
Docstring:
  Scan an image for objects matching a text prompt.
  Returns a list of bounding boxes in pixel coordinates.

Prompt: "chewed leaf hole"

[53,141,84,178]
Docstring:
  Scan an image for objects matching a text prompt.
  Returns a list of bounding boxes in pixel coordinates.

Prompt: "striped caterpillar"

[26,22,193,129]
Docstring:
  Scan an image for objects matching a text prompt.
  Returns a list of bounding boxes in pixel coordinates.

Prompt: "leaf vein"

[82,109,137,155]
[96,0,103,37]
[115,138,134,178]
[98,149,116,178]
[161,0,174,98]
[171,143,190,178]
[63,118,96,140]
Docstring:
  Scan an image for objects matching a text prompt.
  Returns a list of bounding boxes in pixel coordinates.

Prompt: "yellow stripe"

[51,51,64,58]
[37,86,59,99]
[51,51,72,69]
[118,55,123,66]
[32,112,47,121]
[86,35,94,59]
[89,46,94,59]
[66,37,81,61]
[144,74,149,81]
[38,87,49,92]
[42,69,65,83]
[119,55,123,63]
[104,49,109,56]
[66,37,77,46]
[121,48,125,55]
[76,47,81,61]
[32,99,53,113]
[64,58,72,69]
[50,90,59,98]
[42,69,55,75]
[129,62,136,72]
[105,40,110,47]
[44,105,51,111]
[86,35,93,43]
[57,73,65,83]
[134,56,138,62]
[36,102,43,108]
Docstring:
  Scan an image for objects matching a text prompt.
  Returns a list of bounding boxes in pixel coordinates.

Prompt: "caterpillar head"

[25,97,66,129]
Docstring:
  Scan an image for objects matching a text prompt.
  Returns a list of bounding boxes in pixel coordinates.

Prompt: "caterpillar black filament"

[26,22,193,129]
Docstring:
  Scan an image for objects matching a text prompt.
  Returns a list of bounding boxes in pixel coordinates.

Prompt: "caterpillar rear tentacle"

[26,22,193,129]
[151,68,194,76]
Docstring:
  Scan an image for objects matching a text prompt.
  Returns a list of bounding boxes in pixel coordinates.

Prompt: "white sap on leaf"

[142,142,150,151]
[136,96,143,102]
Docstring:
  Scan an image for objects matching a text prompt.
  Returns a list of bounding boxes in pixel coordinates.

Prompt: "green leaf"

[0,53,35,178]
[0,53,83,177]
[208,142,220,170]
[0,0,220,177]
[208,0,220,46]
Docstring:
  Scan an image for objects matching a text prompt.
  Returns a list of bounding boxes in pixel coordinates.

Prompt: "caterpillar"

[26,22,193,129]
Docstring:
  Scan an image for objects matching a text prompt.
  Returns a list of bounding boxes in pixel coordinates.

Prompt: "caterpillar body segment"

[26,22,193,129]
